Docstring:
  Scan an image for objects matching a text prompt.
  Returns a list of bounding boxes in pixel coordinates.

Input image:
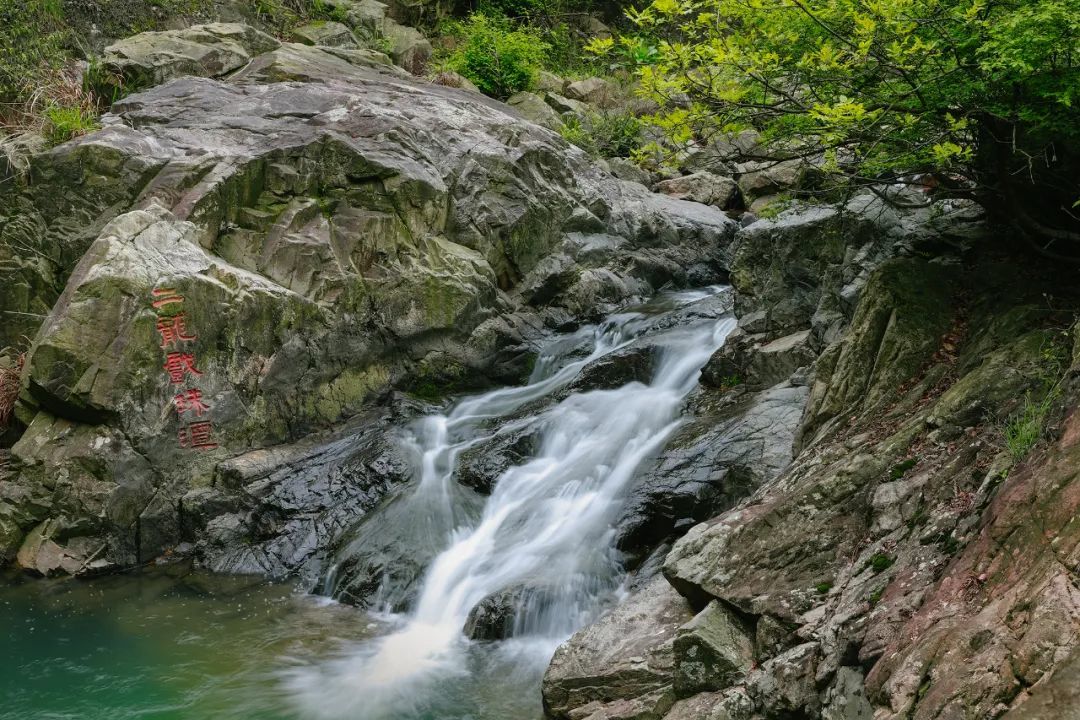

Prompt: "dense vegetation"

[589,0,1079,244]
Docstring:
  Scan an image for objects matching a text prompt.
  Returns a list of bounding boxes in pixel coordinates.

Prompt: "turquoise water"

[0,566,546,720]
[0,567,379,720]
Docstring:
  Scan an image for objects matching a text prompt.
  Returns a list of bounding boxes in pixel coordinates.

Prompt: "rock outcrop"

[543,196,1080,719]
[0,26,735,580]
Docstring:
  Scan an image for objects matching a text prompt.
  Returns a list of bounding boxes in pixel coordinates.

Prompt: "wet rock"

[543,576,693,719]
[456,423,540,494]
[673,601,755,697]
[617,380,808,567]
[701,328,814,390]
[463,583,558,640]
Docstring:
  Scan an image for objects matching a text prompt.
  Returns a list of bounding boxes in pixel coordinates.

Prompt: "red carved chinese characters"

[156,313,197,349]
[173,388,210,417]
[163,352,202,384]
[151,287,185,309]
[178,421,219,450]
[152,285,218,451]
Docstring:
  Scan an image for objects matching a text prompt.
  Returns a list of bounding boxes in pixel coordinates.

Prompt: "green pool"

[0,566,376,720]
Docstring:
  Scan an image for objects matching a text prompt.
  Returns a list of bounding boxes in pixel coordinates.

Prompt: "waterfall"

[282,288,736,720]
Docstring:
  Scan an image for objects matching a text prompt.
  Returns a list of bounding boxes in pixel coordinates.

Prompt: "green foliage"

[561,110,641,158]
[889,458,918,480]
[251,0,348,31]
[815,581,832,594]
[1003,391,1055,460]
[445,13,550,100]
[43,103,100,145]
[0,1,69,105]
[592,0,1080,221]
[868,553,893,573]
[1001,333,1069,460]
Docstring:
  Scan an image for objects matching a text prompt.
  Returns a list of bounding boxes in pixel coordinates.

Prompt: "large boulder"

[507,91,565,131]
[653,173,740,211]
[290,21,359,48]
[101,23,281,93]
[616,379,809,566]
[0,29,736,577]
[543,576,693,719]
[673,601,755,697]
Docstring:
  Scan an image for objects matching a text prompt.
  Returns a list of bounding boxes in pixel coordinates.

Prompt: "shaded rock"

[673,601,755,697]
[746,642,821,716]
[653,173,740,210]
[508,91,564,131]
[729,197,901,339]
[543,576,693,719]
[565,77,617,107]
[662,688,753,720]
[535,70,567,94]
[383,20,431,74]
[607,157,651,186]
[701,329,814,390]
[823,667,874,720]
[735,159,810,202]
[102,23,280,93]
[617,380,808,567]
[290,21,359,48]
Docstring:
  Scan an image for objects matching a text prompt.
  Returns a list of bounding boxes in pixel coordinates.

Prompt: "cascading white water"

[282,288,736,720]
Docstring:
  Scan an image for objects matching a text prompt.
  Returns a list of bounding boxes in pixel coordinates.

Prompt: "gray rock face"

[673,601,755,697]
[543,575,693,719]
[508,91,565,131]
[291,21,359,48]
[102,23,281,93]
[654,173,740,210]
[616,379,809,567]
[565,77,616,107]
[0,27,737,577]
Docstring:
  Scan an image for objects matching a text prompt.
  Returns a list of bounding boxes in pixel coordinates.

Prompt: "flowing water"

[0,287,734,720]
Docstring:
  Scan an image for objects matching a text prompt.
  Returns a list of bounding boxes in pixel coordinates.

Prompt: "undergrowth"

[1001,332,1071,461]
[0,350,25,431]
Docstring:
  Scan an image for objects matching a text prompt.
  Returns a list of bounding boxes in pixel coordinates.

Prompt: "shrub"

[446,14,549,100]
[561,110,641,158]
[868,553,893,573]
[0,1,68,106]
[594,0,1080,246]
[0,351,24,431]
[43,102,100,146]
[1003,391,1055,460]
